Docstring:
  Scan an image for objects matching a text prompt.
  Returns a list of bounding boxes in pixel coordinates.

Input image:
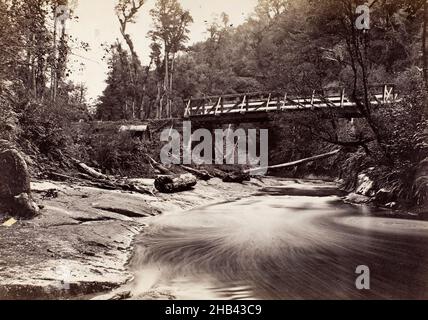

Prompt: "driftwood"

[160,151,214,181]
[70,157,108,180]
[48,171,154,195]
[65,157,156,195]
[211,168,228,179]
[154,173,197,193]
[244,149,341,174]
[147,156,173,175]
[209,168,250,183]
[180,165,213,181]
[222,171,251,183]
[48,171,116,189]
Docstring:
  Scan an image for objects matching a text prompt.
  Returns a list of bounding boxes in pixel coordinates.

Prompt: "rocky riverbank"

[0,177,272,300]
[1,173,424,300]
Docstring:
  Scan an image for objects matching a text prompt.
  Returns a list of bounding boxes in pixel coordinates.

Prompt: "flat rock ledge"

[0,177,271,299]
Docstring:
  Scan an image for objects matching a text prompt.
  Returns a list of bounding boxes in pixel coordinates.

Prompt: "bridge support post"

[310,90,315,110]
[240,95,247,114]
[184,100,191,118]
[340,89,345,108]
[265,93,271,113]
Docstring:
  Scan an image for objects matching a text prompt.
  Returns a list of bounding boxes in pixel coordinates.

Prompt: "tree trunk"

[169,53,175,118]
[244,149,341,173]
[154,174,197,193]
[70,157,109,180]
[51,7,58,103]
[159,94,164,119]
[423,0,428,115]
[163,46,169,118]
[147,155,173,175]
[155,81,162,119]
[222,171,251,183]
[180,165,213,181]
[119,20,142,120]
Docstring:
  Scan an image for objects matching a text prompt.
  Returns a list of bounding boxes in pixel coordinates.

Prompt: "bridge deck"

[184,84,397,122]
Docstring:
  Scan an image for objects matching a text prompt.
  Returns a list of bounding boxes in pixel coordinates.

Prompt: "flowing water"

[129,180,428,299]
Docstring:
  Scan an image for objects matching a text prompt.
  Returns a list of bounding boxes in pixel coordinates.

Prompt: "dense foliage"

[0,0,90,158]
[97,0,427,118]
[97,0,427,206]
[0,0,427,207]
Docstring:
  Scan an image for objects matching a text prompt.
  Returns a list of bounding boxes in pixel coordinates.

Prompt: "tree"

[97,42,135,120]
[255,0,289,20]
[115,0,146,119]
[149,0,193,118]
[423,0,427,100]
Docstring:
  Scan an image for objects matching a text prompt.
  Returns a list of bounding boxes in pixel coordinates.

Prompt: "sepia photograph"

[0,0,427,305]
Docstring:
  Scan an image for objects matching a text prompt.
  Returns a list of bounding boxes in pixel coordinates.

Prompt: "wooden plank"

[185,83,396,118]
[225,99,242,113]
[281,93,287,109]
[184,100,191,118]
[194,100,203,115]
[265,93,271,113]
[286,97,307,109]
[240,95,247,114]
[214,97,222,116]
[384,85,393,102]
[310,90,315,108]
[252,96,269,111]
[318,95,337,108]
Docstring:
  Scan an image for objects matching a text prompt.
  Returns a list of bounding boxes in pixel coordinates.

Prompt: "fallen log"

[209,168,250,183]
[222,171,251,183]
[244,149,341,174]
[69,157,108,180]
[211,168,228,179]
[147,156,173,175]
[47,171,153,195]
[180,165,213,181]
[161,151,213,181]
[154,173,197,193]
[49,172,118,190]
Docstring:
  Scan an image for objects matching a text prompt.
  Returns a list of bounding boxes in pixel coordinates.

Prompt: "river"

[129,179,428,299]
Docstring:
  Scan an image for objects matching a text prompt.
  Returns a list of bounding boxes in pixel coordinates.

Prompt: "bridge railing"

[183,84,397,118]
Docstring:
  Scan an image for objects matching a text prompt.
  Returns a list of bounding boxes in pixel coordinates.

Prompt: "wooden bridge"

[184,84,398,123]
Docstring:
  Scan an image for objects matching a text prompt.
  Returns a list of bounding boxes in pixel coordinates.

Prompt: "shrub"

[87,131,153,177]
[0,96,18,142]
[17,102,71,158]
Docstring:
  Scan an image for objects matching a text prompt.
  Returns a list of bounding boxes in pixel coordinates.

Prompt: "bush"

[17,102,71,158]
[0,96,18,142]
[86,131,153,177]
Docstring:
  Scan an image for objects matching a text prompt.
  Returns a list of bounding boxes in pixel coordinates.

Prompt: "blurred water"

[130,180,428,299]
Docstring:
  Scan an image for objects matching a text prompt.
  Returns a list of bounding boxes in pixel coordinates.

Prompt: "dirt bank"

[0,177,272,299]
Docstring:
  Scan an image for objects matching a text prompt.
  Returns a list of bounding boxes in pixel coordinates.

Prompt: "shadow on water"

[129,180,428,300]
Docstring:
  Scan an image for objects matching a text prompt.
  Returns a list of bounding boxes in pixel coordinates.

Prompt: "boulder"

[12,193,40,218]
[344,192,371,204]
[0,149,31,197]
[355,173,375,197]
[0,147,39,218]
